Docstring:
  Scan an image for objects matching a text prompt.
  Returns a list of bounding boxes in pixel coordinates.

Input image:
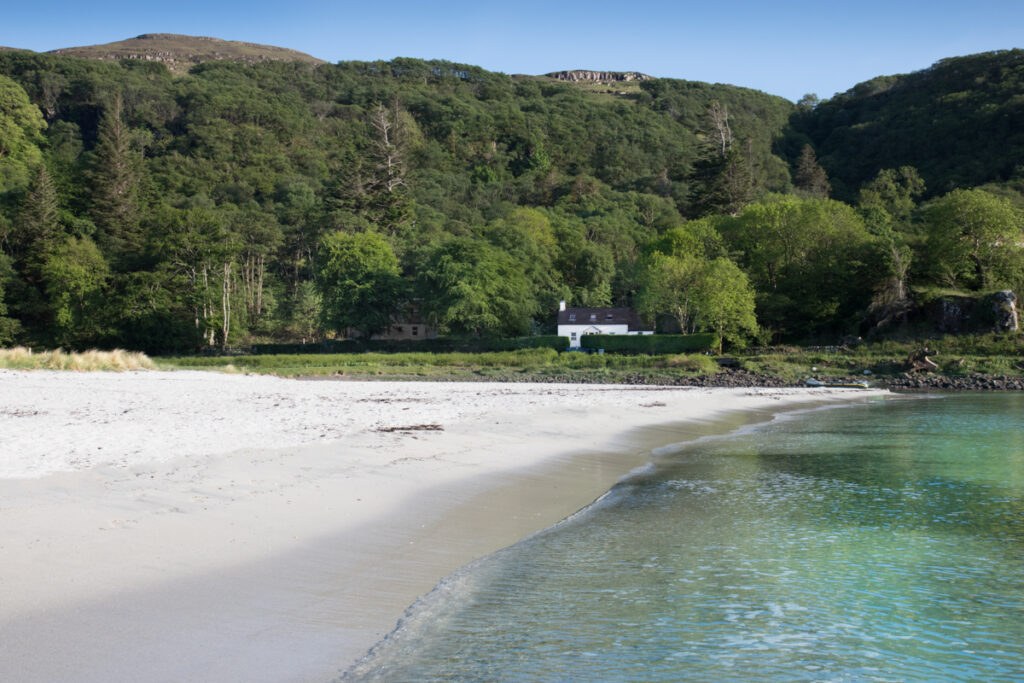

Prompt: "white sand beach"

[0,369,888,681]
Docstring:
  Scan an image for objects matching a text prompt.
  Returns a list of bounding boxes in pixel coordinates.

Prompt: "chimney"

[559,300,566,311]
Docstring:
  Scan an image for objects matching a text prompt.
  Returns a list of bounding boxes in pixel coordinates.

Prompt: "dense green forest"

[785,49,1024,201]
[0,48,1022,353]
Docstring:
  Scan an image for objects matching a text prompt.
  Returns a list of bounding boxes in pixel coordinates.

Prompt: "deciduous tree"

[417,237,537,337]
[316,230,404,339]
[0,74,45,195]
[923,188,1024,291]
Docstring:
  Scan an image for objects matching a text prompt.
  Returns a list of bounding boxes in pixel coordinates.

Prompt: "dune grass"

[0,347,157,371]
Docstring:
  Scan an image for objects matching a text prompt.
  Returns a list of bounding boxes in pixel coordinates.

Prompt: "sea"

[344,392,1024,681]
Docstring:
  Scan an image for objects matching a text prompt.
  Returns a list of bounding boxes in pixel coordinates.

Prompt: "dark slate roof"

[557,307,650,331]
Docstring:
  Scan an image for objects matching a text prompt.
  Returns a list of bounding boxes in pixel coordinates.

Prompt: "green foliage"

[693,257,759,350]
[0,252,20,344]
[290,280,323,341]
[721,195,877,340]
[688,147,754,217]
[315,230,403,339]
[790,50,1024,199]
[0,49,1022,351]
[580,333,719,354]
[417,237,538,337]
[0,74,45,194]
[11,162,59,267]
[858,166,925,224]
[39,236,109,346]
[793,145,830,198]
[921,188,1024,292]
[89,93,144,263]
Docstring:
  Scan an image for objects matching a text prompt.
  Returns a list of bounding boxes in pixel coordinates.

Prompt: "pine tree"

[687,102,754,217]
[688,147,754,217]
[13,162,59,268]
[90,93,142,265]
[794,145,831,198]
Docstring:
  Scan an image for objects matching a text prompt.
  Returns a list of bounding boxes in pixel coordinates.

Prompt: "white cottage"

[556,300,653,348]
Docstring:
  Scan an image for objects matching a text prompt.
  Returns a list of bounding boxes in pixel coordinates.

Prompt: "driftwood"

[907,346,938,372]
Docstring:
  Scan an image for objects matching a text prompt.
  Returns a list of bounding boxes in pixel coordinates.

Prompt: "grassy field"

[158,334,1024,382]
[4,334,1020,382]
[159,347,722,382]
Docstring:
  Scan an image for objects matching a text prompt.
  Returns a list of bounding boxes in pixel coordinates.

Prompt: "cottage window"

[570,332,577,340]
[396,326,404,333]
[412,326,419,336]
[590,314,597,321]
[568,313,576,321]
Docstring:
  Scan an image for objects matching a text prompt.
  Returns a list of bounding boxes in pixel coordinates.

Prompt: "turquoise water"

[345,393,1024,681]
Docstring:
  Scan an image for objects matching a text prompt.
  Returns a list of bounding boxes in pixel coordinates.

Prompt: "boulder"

[992,290,1019,332]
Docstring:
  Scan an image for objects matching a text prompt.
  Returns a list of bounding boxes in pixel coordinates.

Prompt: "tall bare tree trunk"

[221,261,232,351]
[708,101,733,157]
[256,254,265,316]
[202,266,214,347]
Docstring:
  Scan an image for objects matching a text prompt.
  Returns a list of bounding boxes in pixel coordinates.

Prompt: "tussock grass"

[664,353,720,374]
[0,347,157,372]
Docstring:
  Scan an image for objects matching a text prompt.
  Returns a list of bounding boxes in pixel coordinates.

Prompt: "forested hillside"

[787,49,1024,201]
[0,47,1022,353]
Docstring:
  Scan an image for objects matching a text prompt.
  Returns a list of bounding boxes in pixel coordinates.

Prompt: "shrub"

[665,353,720,373]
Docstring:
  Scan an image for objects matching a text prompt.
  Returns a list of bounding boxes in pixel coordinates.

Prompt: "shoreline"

[0,371,889,681]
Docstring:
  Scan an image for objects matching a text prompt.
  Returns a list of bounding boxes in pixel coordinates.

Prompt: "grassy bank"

[0,347,157,371]
[160,334,1023,384]
[159,347,722,382]
[4,334,1019,384]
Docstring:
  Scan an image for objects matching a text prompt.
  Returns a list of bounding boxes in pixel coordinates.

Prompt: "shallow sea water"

[345,393,1024,681]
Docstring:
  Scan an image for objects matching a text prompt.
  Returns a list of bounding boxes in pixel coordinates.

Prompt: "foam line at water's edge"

[337,391,920,679]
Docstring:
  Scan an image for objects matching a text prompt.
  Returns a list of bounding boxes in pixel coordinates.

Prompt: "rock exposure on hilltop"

[545,70,654,83]
[48,33,324,73]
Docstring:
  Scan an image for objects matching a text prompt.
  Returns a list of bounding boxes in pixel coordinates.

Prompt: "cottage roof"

[556,307,649,331]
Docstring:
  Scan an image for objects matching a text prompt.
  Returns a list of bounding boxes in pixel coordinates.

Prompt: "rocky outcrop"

[993,290,1019,332]
[924,290,1018,334]
[545,70,654,83]
[934,296,971,333]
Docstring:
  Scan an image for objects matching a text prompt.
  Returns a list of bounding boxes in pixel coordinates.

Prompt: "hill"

[47,33,324,73]
[0,49,1022,354]
[787,49,1024,200]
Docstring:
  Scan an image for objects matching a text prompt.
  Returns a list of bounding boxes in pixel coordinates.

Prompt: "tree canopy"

[1,50,1023,351]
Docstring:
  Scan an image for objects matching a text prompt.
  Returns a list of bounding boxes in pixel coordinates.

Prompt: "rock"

[544,70,654,83]
[992,290,1019,332]
[936,297,970,333]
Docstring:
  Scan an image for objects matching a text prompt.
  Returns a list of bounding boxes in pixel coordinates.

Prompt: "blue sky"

[4,0,1023,101]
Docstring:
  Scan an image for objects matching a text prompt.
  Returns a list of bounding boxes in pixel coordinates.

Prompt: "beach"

[0,369,888,681]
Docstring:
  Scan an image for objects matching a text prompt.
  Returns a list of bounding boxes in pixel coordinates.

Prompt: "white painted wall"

[558,324,651,348]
